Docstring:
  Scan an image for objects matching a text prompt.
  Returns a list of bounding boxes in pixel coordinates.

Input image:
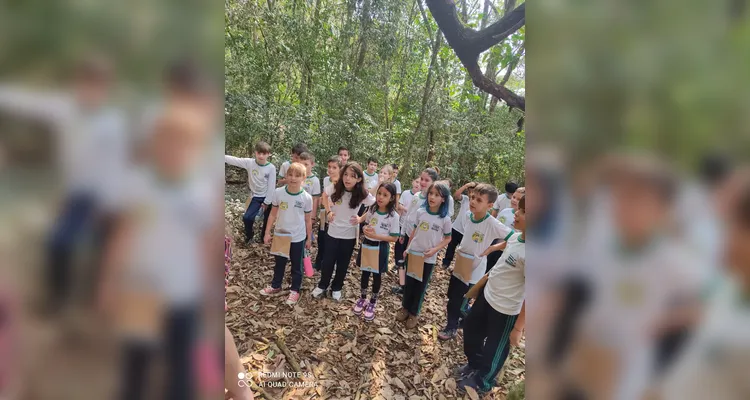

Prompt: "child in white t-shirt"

[315,155,343,271]
[442,182,478,269]
[312,162,375,301]
[337,146,350,164]
[352,183,400,321]
[298,152,322,212]
[393,170,439,295]
[391,164,403,202]
[224,141,277,245]
[491,181,518,218]
[277,143,308,185]
[363,157,380,193]
[487,187,525,272]
[397,181,453,329]
[439,184,513,341]
[457,195,526,395]
[260,163,313,305]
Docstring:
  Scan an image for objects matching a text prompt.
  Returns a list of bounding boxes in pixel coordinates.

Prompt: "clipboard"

[115,288,165,340]
[406,250,425,282]
[270,232,293,258]
[454,250,476,284]
[244,195,252,209]
[465,273,489,299]
[360,244,380,273]
[318,209,327,230]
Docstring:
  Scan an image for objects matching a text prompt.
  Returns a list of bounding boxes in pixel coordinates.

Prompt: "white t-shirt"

[394,179,402,194]
[325,185,375,239]
[271,186,313,242]
[402,191,426,235]
[457,213,514,284]
[452,195,471,234]
[323,176,332,189]
[362,208,400,242]
[224,156,277,202]
[364,170,379,191]
[399,189,415,228]
[484,232,526,315]
[496,207,516,229]
[122,168,216,306]
[278,161,290,178]
[407,208,453,264]
[448,194,455,218]
[493,193,512,212]
[302,175,322,197]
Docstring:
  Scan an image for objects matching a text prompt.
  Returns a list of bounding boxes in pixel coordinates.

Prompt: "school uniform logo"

[280,202,289,210]
[419,221,430,231]
[369,218,378,227]
[335,199,343,206]
[305,178,313,186]
[411,198,418,205]
[471,231,485,243]
[294,200,304,209]
[499,216,507,224]
[252,170,260,177]
[505,253,519,267]
[431,224,441,232]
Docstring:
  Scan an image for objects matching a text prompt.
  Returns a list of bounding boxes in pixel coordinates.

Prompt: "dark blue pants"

[402,262,435,316]
[442,229,464,267]
[47,193,97,309]
[119,306,198,400]
[446,275,473,330]
[271,240,305,292]
[242,196,266,241]
[463,290,518,392]
[317,234,356,292]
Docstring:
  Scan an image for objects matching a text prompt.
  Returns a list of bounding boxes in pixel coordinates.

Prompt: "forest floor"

[225,187,526,400]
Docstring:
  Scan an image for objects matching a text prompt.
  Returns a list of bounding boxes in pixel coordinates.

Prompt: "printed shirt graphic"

[224,156,277,203]
[452,194,471,234]
[484,232,526,315]
[407,208,452,264]
[364,171,379,190]
[302,175,322,197]
[402,191,425,235]
[458,212,513,284]
[272,186,313,242]
[363,209,400,242]
[496,207,516,229]
[325,185,376,239]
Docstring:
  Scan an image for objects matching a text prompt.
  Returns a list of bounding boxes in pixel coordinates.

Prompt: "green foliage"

[225,0,525,186]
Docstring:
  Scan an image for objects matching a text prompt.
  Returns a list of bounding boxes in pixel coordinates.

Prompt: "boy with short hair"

[338,146,350,164]
[491,181,519,218]
[225,142,277,245]
[278,143,309,186]
[442,182,478,270]
[457,195,526,395]
[364,157,379,192]
[297,152,322,212]
[438,183,513,341]
[391,164,402,202]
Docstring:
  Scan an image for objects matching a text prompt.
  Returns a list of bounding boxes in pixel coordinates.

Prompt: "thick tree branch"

[425,0,525,110]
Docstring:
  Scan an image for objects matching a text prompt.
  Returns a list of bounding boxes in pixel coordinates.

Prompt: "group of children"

[225,142,526,395]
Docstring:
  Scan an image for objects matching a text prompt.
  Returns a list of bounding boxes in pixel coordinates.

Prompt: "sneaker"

[286,291,301,305]
[457,373,487,395]
[391,285,404,295]
[363,301,376,321]
[438,328,458,340]
[453,364,475,379]
[331,291,343,302]
[353,298,367,315]
[395,308,409,322]
[406,315,419,329]
[259,287,282,296]
[311,287,325,298]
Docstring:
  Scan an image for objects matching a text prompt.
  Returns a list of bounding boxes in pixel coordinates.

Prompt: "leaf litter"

[225,199,525,399]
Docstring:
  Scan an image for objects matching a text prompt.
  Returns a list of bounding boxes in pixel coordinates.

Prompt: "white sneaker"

[311,287,325,298]
[331,291,342,301]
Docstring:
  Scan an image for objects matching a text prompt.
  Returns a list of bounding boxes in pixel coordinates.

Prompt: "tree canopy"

[225,0,526,186]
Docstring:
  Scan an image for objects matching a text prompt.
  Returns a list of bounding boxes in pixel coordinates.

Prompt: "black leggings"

[119,306,198,400]
[360,271,382,295]
[394,233,410,267]
[317,234,356,292]
[442,229,464,267]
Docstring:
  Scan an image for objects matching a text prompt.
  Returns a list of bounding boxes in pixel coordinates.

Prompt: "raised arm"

[224,155,251,169]
[0,84,71,126]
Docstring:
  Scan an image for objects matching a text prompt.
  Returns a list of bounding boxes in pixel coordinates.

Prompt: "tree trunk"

[354,0,373,78]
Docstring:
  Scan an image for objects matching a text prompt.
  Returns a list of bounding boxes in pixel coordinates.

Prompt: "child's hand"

[328,211,335,222]
[424,247,438,258]
[306,238,312,250]
[363,226,375,237]
[264,234,272,245]
[402,250,408,259]
[349,215,359,225]
[511,328,523,347]
[480,247,492,257]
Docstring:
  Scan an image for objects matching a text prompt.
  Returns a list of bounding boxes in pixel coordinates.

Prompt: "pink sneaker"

[353,298,366,315]
[259,286,282,296]
[286,291,301,305]
[363,301,376,321]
